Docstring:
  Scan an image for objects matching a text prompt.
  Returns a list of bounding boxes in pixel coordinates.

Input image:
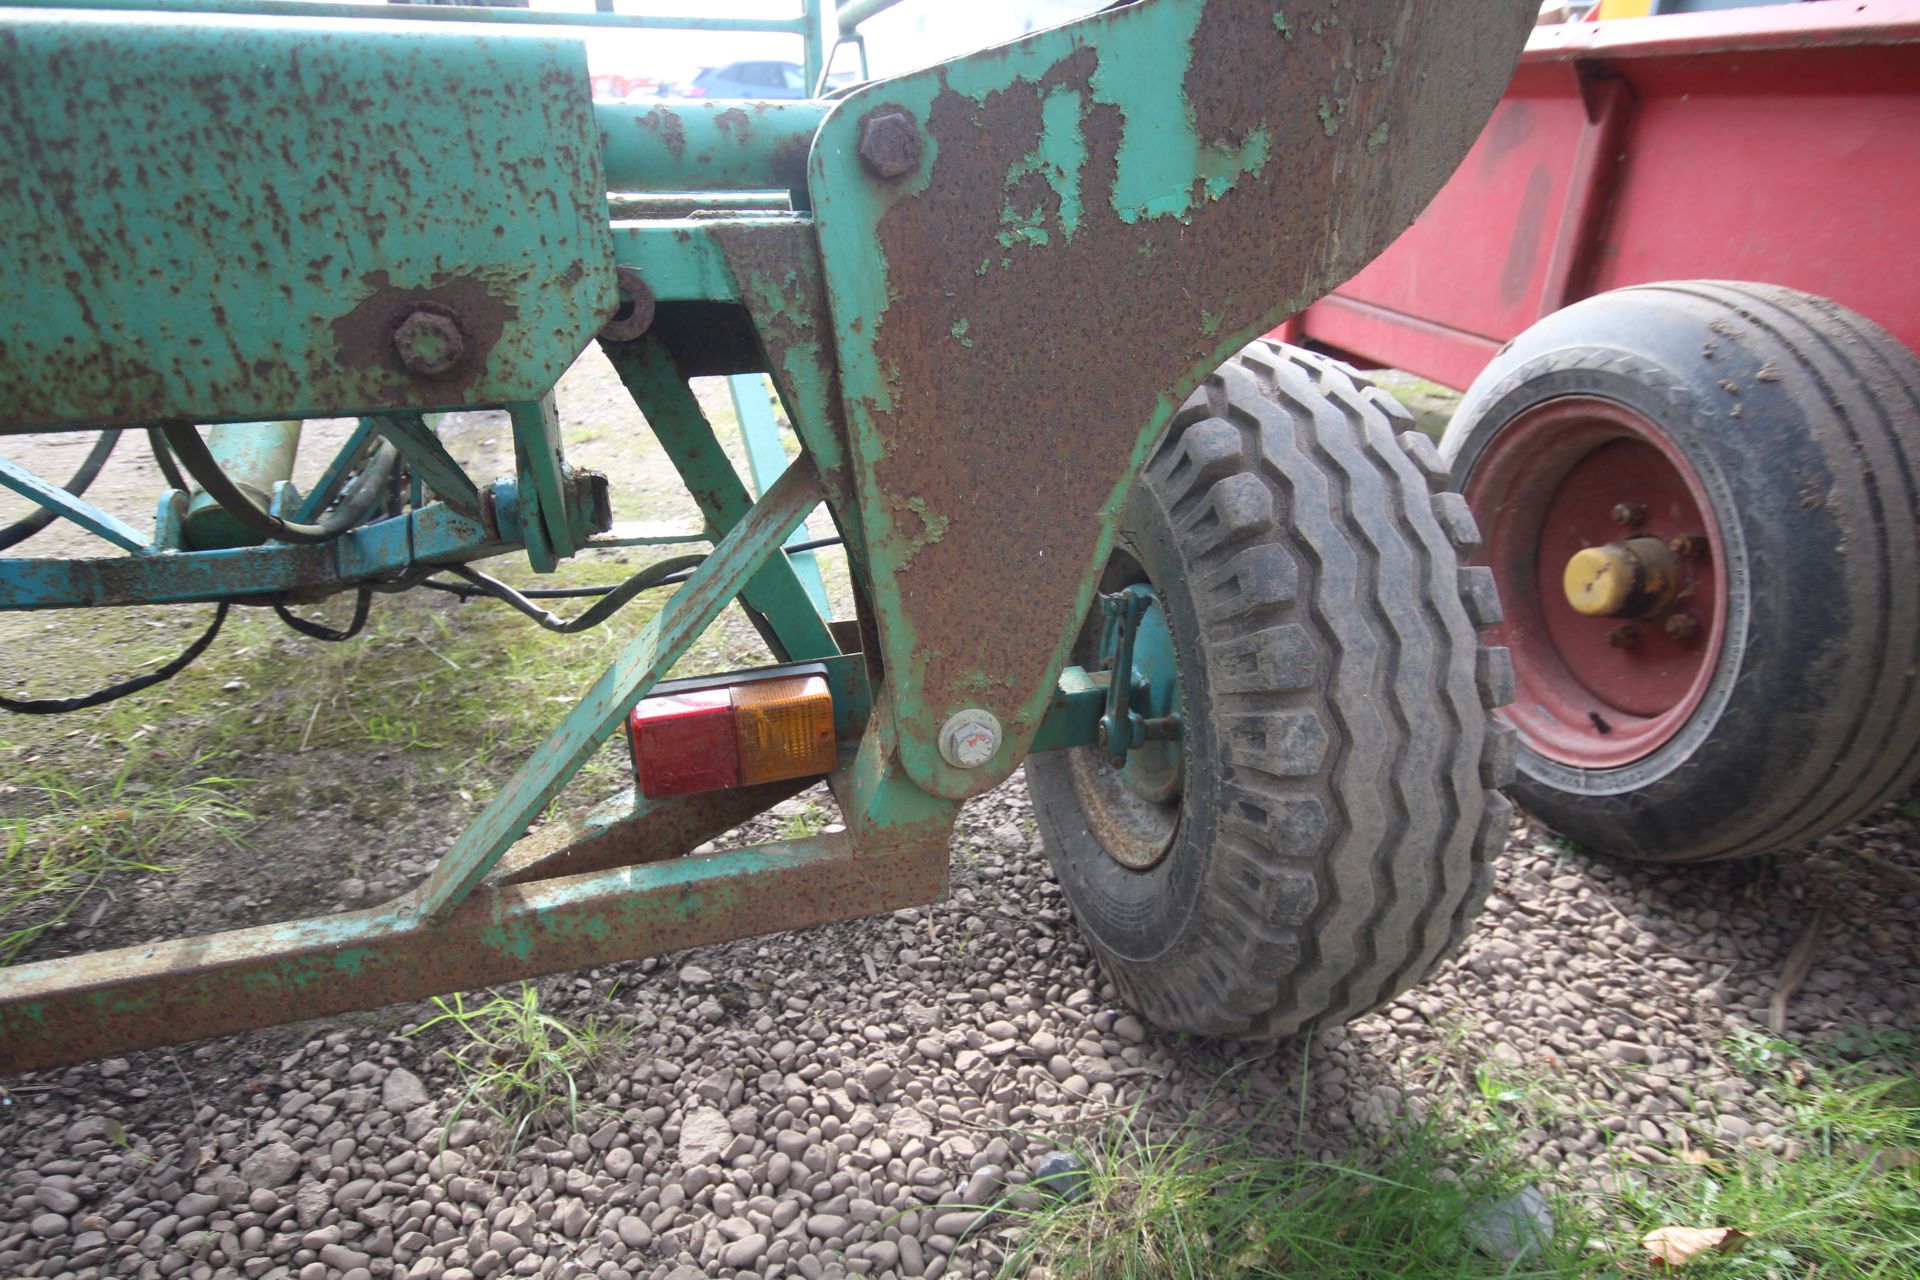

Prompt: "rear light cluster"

[627,673,836,799]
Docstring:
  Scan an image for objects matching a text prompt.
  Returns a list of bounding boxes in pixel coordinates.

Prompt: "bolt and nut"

[391,307,466,377]
[1664,612,1701,641]
[938,708,1002,769]
[858,110,922,179]
[1610,501,1647,528]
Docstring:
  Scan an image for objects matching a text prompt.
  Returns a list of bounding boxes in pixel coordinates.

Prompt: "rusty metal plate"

[0,12,617,431]
[0,830,949,1076]
[808,0,1536,798]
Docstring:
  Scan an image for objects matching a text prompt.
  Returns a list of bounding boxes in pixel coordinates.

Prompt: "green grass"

[998,1026,1920,1280]
[995,1107,1600,1280]
[408,983,627,1154]
[0,748,249,964]
[1606,1044,1920,1278]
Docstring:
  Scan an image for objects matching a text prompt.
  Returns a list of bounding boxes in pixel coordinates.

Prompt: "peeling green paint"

[949,318,975,348]
[1201,310,1223,335]
[1272,10,1292,39]
[903,496,949,543]
[999,85,1088,245]
[1367,121,1390,153]
[1317,94,1348,137]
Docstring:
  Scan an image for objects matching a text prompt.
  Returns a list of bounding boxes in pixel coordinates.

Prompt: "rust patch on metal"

[0,830,949,1075]
[845,0,1534,789]
[640,105,688,159]
[493,781,808,886]
[710,220,862,546]
[330,270,517,399]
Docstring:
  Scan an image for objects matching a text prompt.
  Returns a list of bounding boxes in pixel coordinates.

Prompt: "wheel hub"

[1467,396,1727,768]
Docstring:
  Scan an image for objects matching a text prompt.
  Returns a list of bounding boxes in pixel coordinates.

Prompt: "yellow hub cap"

[1563,545,1636,616]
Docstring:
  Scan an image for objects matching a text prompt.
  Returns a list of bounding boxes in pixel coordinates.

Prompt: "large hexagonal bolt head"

[392,307,466,377]
[938,708,1002,769]
[858,110,922,179]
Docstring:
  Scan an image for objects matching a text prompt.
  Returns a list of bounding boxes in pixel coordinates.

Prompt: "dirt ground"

[1,350,1916,1280]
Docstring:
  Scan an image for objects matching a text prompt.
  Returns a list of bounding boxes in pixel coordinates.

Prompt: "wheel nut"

[1669,532,1707,559]
[858,110,922,179]
[1664,612,1700,641]
[392,307,465,377]
[1605,624,1638,649]
[1611,501,1647,528]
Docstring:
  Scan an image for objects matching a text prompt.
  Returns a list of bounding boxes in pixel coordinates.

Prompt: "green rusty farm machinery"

[0,0,1536,1075]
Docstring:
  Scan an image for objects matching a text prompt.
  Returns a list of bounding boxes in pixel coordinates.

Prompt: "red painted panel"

[1289,2,1920,389]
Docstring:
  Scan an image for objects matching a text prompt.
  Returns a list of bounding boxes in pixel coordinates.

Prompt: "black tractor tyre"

[1029,342,1515,1040]
[1442,282,1920,863]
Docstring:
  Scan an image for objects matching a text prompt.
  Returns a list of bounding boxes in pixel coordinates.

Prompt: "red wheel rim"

[1466,397,1726,769]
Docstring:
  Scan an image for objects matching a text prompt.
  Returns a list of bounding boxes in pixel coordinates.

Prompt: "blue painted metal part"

[0,503,507,608]
[731,373,830,616]
[0,454,147,551]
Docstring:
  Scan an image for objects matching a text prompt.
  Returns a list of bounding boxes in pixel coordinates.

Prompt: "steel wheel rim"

[1467,396,1726,768]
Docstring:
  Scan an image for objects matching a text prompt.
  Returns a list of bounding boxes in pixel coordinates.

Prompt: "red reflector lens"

[628,688,739,799]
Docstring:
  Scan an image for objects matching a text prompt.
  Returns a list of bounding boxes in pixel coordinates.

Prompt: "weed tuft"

[0,751,248,964]
[409,983,626,1154]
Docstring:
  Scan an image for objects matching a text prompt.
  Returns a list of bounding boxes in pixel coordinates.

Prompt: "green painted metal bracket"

[600,338,838,663]
[0,503,510,609]
[0,454,148,551]
[510,396,574,571]
[0,10,616,432]
[609,221,752,304]
[293,420,379,524]
[372,414,482,520]
[806,0,1537,800]
[412,456,826,924]
[731,374,830,616]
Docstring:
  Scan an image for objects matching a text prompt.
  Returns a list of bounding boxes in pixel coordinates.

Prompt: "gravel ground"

[3,775,1916,1280]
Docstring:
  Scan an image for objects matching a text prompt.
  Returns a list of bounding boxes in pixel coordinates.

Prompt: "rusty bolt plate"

[1605,624,1638,649]
[857,109,922,179]
[1611,501,1647,528]
[1664,612,1701,641]
[392,307,466,377]
[600,267,656,343]
[1669,532,1708,559]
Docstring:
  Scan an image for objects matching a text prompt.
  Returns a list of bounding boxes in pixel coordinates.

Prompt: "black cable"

[416,536,845,603]
[0,430,123,553]
[448,554,707,633]
[0,603,229,715]
[272,589,374,642]
[146,427,188,494]
[159,423,400,545]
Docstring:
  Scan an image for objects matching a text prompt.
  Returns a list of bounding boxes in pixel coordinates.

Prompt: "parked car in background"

[662,60,807,98]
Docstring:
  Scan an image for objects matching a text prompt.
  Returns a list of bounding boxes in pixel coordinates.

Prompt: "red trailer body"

[1278,0,1920,390]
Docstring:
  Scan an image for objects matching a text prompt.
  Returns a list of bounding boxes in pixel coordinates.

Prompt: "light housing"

[628,672,836,799]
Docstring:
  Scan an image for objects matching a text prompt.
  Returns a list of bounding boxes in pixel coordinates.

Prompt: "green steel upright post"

[729,373,830,617]
[602,340,837,663]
